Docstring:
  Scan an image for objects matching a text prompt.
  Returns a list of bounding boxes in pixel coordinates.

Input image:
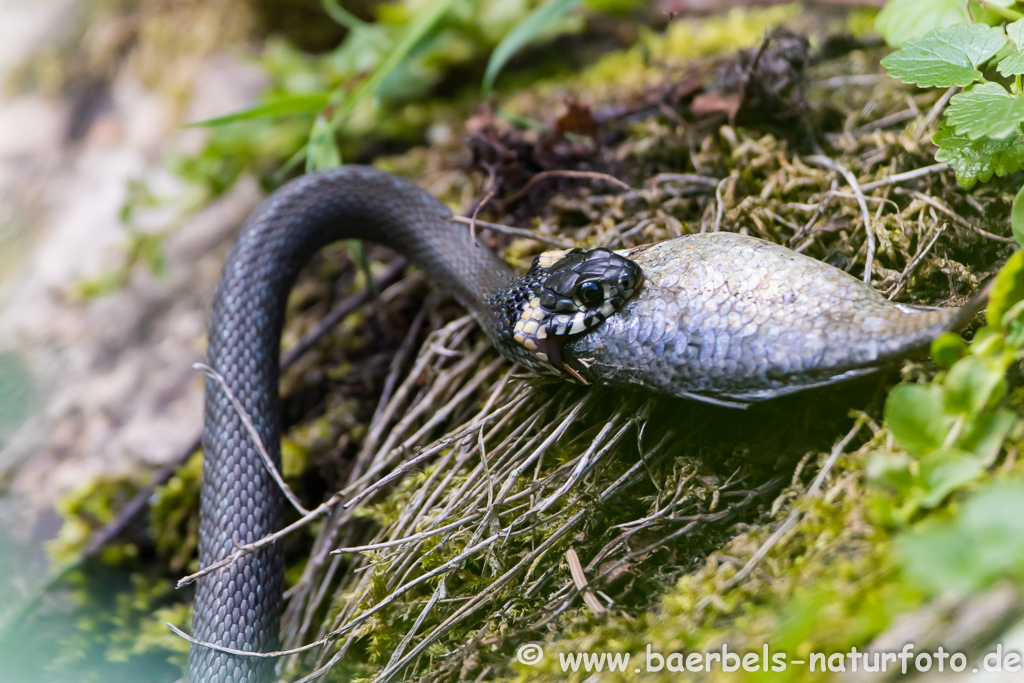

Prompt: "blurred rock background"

[0,2,277,679]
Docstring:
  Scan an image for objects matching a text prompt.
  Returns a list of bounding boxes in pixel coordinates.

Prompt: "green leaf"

[931,332,968,368]
[185,92,331,127]
[915,447,986,508]
[306,116,341,172]
[1010,18,1024,50]
[329,0,458,129]
[881,23,1007,86]
[866,452,914,497]
[997,50,1024,77]
[933,120,1024,189]
[1013,185,1024,248]
[1006,315,1024,350]
[987,249,1024,328]
[482,0,580,96]
[898,483,1024,595]
[946,82,1024,139]
[885,384,954,458]
[996,22,1024,76]
[875,0,974,47]
[958,407,1016,465]
[943,356,1006,414]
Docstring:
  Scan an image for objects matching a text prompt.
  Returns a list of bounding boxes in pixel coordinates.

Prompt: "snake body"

[188,166,971,681]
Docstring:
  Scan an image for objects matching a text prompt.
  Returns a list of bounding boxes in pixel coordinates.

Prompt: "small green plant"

[897,481,1024,595]
[875,0,1022,47]
[879,13,1024,244]
[867,251,1024,525]
[189,0,618,174]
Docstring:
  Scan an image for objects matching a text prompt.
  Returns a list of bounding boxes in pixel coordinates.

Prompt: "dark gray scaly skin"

[189,167,512,682]
[191,167,973,681]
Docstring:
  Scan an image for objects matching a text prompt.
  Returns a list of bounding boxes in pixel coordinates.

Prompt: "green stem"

[327,0,457,133]
[320,0,391,47]
[975,0,1024,22]
[320,0,371,31]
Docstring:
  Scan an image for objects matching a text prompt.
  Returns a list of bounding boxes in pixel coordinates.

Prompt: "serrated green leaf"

[946,82,1024,139]
[877,1,1020,47]
[875,0,973,47]
[1009,18,1024,49]
[999,20,1024,76]
[987,249,1024,328]
[882,23,1006,87]
[482,0,580,96]
[185,92,331,127]
[1013,185,1024,248]
[885,383,954,458]
[933,120,1024,189]
[997,50,1024,76]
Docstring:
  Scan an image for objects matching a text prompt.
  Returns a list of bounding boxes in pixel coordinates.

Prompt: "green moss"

[150,451,203,574]
[50,476,142,565]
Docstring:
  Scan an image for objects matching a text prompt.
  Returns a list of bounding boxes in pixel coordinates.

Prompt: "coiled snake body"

[188,166,971,681]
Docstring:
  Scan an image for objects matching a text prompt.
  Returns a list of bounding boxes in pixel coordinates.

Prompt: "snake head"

[500,247,643,376]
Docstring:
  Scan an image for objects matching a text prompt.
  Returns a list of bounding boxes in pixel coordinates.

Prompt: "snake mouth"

[512,251,641,374]
[493,246,643,377]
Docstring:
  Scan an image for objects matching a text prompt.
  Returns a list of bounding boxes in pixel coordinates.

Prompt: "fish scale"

[566,231,966,406]
[191,166,975,682]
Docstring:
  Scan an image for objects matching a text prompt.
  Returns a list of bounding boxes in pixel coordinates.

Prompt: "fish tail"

[881,281,991,360]
[945,277,994,333]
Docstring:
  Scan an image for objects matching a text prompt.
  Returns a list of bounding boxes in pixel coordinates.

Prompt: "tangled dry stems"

[173,52,1018,682]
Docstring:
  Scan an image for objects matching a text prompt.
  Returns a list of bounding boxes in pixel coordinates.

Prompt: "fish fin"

[673,391,753,410]
[698,367,885,405]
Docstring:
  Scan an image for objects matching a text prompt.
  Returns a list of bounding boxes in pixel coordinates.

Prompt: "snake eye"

[576,281,603,306]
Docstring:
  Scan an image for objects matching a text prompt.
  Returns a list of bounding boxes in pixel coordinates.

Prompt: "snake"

[187,165,977,681]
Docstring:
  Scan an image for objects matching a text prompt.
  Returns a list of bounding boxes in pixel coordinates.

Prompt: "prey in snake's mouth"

[490,247,643,376]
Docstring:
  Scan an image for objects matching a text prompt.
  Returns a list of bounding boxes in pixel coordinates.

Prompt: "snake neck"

[189,166,514,682]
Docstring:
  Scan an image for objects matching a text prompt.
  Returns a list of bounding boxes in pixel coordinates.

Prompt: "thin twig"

[167,622,330,659]
[712,174,732,233]
[177,492,342,587]
[888,224,945,300]
[446,215,572,249]
[713,419,865,595]
[902,190,1016,243]
[504,170,633,207]
[566,548,606,616]
[331,514,480,554]
[467,189,494,245]
[646,173,721,188]
[807,155,875,283]
[79,259,407,562]
[194,363,310,516]
[854,107,920,134]
[915,86,957,143]
[859,163,949,192]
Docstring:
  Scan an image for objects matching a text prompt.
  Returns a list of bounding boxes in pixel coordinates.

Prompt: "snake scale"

[187,166,975,681]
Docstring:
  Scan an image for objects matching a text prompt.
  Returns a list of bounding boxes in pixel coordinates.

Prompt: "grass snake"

[186,166,975,681]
